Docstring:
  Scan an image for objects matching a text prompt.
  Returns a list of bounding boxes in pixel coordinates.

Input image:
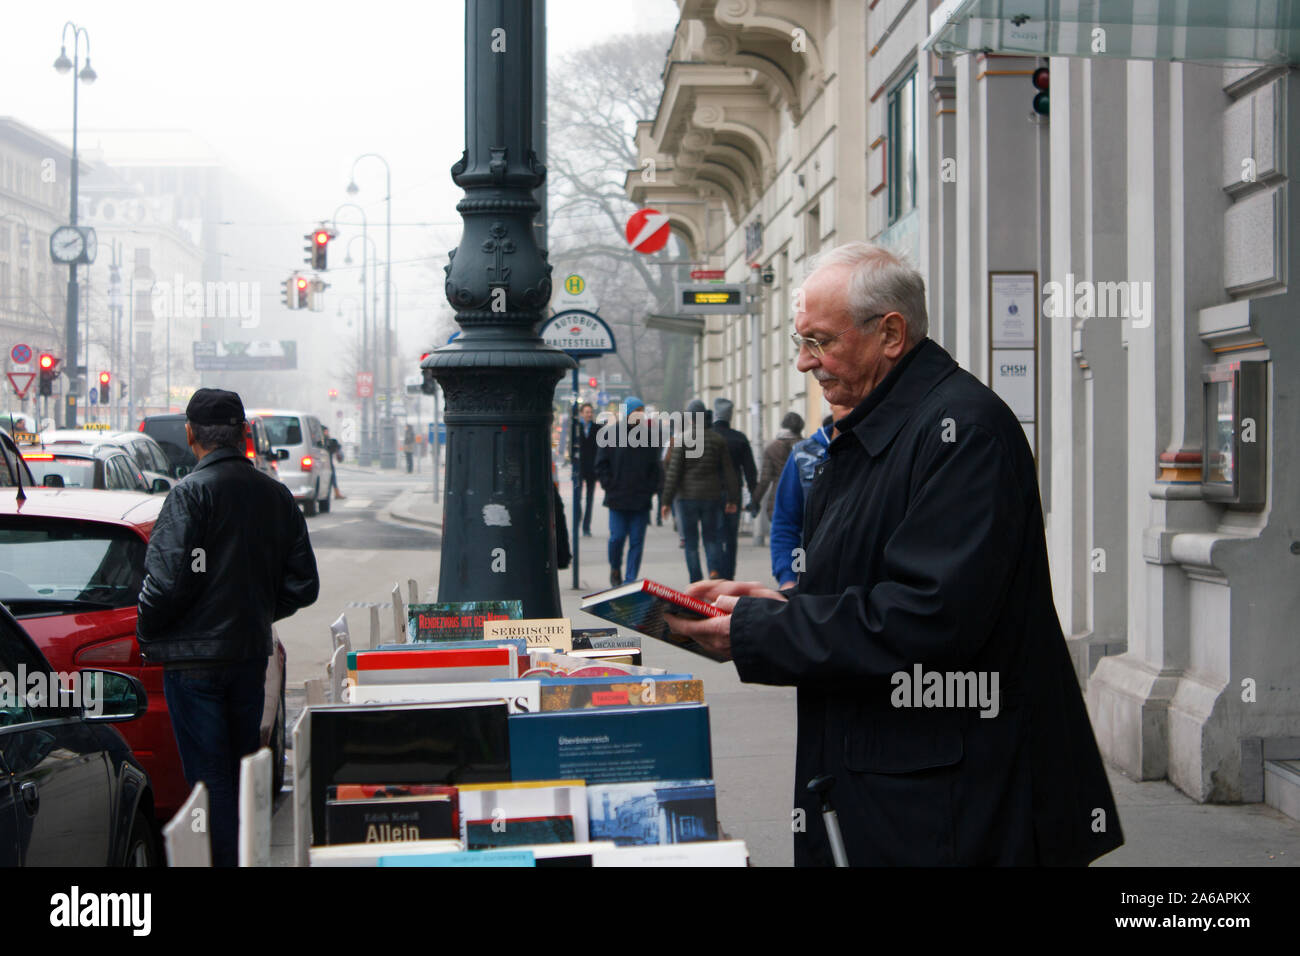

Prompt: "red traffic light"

[99,371,111,385]
[588,377,598,388]
[1032,67,1049,90]
[39,353,55,370]
[296,277,309,289]
[314,230,330,246]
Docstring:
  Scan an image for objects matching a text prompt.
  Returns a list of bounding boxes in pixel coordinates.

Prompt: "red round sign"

[625,208,671,254]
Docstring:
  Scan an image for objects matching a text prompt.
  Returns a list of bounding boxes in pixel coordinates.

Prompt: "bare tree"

[546,31,694,411]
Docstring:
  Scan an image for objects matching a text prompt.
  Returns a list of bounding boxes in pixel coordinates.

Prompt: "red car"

[0,488,288,821]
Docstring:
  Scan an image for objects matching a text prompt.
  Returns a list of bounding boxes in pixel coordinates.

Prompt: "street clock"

[49,225,97,264]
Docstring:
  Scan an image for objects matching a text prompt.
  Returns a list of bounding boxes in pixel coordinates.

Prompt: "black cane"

[807,774,849,867]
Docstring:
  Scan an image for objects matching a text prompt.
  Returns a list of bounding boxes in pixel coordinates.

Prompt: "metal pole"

[127,270,134,428]
[570,364,580,590]
[425,0,573,617]
[383,169,393,468]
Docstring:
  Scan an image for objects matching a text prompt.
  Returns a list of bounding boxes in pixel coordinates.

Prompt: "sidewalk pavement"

[331,472,1300,866]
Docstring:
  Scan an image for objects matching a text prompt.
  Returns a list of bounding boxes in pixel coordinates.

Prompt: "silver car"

[247,408,337,515]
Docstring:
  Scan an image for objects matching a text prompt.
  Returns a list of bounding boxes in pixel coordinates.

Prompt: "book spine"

[642,580,726,618]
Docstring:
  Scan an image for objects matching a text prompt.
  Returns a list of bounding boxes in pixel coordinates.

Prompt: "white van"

[248,409,337,515]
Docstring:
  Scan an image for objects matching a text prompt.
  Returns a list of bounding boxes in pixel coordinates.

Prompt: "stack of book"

[296,581,746,868]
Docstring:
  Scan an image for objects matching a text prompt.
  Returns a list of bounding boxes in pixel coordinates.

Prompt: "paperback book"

[352,645,517,685]
[349,679,541,714]
[457,779,589,849]
[588,779,718,846]
[407,600,523,642]
[508,703,712,785]
[538,677,704,711]
[324,784,459,845]
[580,580,730,662]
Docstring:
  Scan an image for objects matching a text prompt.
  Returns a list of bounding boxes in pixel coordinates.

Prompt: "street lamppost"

[344,232,380,465]
[53,21,96,428]
[332,203,372,461]
[424,0,573,617]
[346,153,395,469]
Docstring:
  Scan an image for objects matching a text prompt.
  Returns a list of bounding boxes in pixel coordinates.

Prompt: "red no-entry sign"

[625,208,671,255]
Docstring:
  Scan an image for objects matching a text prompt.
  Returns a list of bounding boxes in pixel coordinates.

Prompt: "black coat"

[730,339,1123,866]
[574,419,600,480]
[137,447,320,664]
[714,421,758,499]
[594,440,662,512]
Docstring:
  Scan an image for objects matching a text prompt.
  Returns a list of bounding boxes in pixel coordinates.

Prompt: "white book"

[592,840,749,867]
[310,839,463,867]
[479,841,617,862]
[458,780,589,847]
[348,680,540,714]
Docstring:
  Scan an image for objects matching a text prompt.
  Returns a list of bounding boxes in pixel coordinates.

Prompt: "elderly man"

[666,243,1122,866]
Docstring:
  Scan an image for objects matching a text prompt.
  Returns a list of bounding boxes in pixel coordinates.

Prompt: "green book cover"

[407,600,524,642]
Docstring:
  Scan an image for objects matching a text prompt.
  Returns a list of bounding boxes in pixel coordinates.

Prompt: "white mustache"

[812,370,837,382]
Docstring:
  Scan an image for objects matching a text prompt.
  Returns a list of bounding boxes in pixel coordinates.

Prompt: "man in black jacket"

[594,397,661,586]
[137,388,319,866]
[573,402,599,536]
[711,398,758,579]
[666,243,1122,866]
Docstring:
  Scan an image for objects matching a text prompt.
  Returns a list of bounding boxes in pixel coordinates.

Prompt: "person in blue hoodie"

[769,409,847,588]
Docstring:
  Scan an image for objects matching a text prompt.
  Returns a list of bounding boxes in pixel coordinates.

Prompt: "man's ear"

[185,422,196,448]
[881,312,909,360]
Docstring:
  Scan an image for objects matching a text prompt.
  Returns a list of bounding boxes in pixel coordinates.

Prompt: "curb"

[382,488,442,530]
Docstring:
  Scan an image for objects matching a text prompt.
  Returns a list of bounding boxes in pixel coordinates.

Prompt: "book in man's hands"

[580,579,729,662]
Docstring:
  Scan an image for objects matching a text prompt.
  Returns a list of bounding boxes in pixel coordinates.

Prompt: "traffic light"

[38,353,57,397]
[312,229,330,270]
[296,275,310,309]
[99,371,110,405]
[588,376,598,388]
[282,275,297,310]
[1031,66,1049,116]
[328,387,339,400]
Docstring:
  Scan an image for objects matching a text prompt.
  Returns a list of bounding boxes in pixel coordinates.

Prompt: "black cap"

[185,388,245,426]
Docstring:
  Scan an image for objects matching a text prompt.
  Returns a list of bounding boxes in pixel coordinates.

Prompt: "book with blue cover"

[508,703,712,785]
[379,850,536,867]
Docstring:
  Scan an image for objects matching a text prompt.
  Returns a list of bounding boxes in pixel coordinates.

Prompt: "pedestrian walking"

[711,398,758,579]
[594,397,662,586]
[751,411,803,548]
[323,426,345,500]
[573,403,599,536]
[769,412,843,588]
[666,242,1122,866]
[660,399,739,583]
[136,388,320,867]
[402,424,416,473]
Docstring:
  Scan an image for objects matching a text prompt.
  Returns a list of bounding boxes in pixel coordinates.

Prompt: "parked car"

[137,414,196,476]
[21,444,156,493]
[40,429,175,493]
[0,601,157,865]
[248,409,336,515]
[0,488,288,820]
[0,429,35,488]
[138,413,278,480]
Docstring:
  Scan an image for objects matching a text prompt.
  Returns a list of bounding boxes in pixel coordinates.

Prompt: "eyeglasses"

[790,314,886,358]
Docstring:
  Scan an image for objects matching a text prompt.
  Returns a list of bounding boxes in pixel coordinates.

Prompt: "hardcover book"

[352,645,517,685]
[379,850,537,867]
[324,784,459,845]
[587,779,718,846]
[307,701,510,845]
[508,704,712,785]
[483,618,573,653]
[579,580,729,662]
[520,652,666,679]
[457,779,589,847]
[349,679,541,714]
[407,600,523,642]
[310,839,463,867]
[591,840,748,867]
[538,677,704,712]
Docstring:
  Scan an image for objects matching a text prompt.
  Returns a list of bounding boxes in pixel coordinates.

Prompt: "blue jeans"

[163,657,268,867]
[674,499,724,583]
[608,508,650,581]
[719,502,741,579]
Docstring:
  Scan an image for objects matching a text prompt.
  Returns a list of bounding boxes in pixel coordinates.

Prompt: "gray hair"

[191,422,244,452]
[809,242,928,343]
